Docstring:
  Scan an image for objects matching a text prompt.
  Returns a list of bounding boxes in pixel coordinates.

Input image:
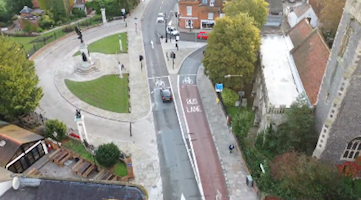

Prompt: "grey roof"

[30,9,44,15]
[0,179,146,200]
[268,0,283,13]
[20,6,33,14]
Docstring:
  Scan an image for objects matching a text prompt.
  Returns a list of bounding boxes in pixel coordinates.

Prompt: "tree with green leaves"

[271,151,357,200]
[4,0,33,17]
[95,142,120,167]
[45,119,67,141]
[0,36,43,120]
[203,13,260,91]
[223,0,269,28]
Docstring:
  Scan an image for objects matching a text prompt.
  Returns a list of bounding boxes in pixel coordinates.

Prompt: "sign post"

[215,83,223,92]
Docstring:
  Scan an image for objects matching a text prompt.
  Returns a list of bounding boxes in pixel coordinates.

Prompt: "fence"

[26,31,61,57]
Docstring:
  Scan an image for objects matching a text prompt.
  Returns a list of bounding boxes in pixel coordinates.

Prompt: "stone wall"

[313,0,361,163]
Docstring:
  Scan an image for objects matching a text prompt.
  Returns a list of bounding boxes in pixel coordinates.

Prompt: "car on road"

[197,32,209,39]
[157,13,165,23]
[166,26,180,36]
[160,88,173,103]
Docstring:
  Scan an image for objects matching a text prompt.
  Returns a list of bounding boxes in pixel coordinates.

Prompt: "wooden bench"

[58,153,72,167]
[72,159,84,173]
[48,149,61,161]
[77,162,91,176]
[54,151,69,164]
[82,164,95,178]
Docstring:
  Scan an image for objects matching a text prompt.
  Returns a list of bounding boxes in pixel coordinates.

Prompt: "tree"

[95,142,120,167]
[317,0,346,37]
[271,151,357,200]
[45,119,67,141]
[0,36,43,120]
[4,0,33,17]
[223,0,268,28]
[38,14,55,29]
[203,13,260,91]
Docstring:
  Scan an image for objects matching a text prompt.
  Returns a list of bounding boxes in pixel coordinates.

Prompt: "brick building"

[178,0,224,30]
[313,0,361,164]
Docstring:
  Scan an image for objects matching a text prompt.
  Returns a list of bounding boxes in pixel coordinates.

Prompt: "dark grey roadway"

[141,0,202,199]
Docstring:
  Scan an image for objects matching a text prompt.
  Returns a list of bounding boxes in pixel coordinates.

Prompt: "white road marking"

[179,74,197,76]
[148,76,169,80]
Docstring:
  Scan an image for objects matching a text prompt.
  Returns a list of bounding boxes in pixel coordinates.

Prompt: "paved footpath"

[197,65,258,200]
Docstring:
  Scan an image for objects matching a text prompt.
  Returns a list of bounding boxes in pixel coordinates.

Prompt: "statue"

[81,52,87,62]
[75,26,84,43]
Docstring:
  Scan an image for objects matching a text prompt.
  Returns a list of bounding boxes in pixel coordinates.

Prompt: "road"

[141,0,201,199]
[178,47,228,199]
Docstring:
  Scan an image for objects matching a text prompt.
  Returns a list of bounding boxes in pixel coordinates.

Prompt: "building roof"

[0,178,146,200]
[287,19,313,47]
[30,8,44,15]
[293,3,311,17]
[260,34,301,107]
[20,6,33,14]
[0,124,44,167]
[291,29,330,105]
[308,0,322,17]
[267,0,283,13]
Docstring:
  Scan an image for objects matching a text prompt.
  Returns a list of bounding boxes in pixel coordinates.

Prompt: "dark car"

[160,88,173,102]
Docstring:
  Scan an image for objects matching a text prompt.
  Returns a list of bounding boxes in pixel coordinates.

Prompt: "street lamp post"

[165,13,168,43]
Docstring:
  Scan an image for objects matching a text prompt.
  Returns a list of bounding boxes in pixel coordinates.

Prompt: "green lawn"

[73,32,128,56]
[12,29,67,52]
[62,139,128,177]
[65,75,129,113]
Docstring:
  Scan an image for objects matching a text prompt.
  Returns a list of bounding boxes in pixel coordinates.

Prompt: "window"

[202,0,207,4]
[208,13,214,19]
[342,138,361,160]
[210,0,214,6]
[338,25,353,58]
[187,6,192,16]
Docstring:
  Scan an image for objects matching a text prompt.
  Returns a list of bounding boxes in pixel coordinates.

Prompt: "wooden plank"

[72,159,84,172]
[77,162,91,175]
[58,154,72,167]
[48,148,61,160]
[82,165,95,178]
[54,151,68,164]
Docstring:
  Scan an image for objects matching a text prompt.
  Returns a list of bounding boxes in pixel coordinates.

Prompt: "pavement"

[32,1,163,199]
[197,66,258,200]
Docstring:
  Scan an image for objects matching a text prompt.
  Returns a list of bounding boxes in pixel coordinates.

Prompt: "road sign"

[215,83,223,92]
[128,163,132,167]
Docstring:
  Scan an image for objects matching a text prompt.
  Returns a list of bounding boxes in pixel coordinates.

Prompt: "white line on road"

[179,74,197,76]
[148,76,169,80]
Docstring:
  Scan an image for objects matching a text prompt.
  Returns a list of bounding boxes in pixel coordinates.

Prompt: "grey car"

[160,88,173,103]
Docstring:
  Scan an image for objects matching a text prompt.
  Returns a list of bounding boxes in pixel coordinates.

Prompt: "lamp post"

[165,13,168,43]
[225,74,244,111]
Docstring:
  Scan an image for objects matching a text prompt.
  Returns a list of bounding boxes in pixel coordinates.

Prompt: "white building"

[286,3,318,28]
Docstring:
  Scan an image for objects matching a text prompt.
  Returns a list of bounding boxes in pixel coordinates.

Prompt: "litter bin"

[246,175,253,187]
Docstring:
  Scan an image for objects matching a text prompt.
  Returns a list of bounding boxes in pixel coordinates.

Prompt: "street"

[141,0,202,199]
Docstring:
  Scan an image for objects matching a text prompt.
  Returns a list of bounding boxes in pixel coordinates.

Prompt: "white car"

[157,13,165,23]
[166,26,179,36]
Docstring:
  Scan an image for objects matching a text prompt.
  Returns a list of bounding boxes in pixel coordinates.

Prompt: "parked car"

[197,32,209,39]
[160,88,173,103]
[157,13,165,23]
[166,26,179,36]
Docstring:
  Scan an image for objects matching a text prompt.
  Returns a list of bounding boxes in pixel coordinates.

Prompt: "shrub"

[72,9,86,18]
[36,27,43,33]
[12,15,18,21]
[45,119,67,141]
[62,25,74,33]
[221,88,239,107]
[231,110,254,142]
[95,142,120,167]
[38,15,55,29]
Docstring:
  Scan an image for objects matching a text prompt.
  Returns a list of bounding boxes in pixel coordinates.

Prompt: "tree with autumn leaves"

[317,0,346,37]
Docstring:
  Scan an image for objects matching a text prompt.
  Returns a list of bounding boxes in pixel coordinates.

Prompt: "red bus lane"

[179,85,228,199]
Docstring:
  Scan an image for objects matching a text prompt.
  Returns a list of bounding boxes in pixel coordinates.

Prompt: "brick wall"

[179,1,200,28]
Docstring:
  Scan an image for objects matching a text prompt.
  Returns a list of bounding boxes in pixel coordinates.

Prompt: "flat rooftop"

[260,34,300,107]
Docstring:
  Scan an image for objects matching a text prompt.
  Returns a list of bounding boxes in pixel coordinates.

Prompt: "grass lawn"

[73,32,128,56]
[12,29,67,52]
[65,74,129,113]
[62,139,128,177]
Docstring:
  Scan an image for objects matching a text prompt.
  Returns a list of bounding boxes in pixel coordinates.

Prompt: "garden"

[65,75,130,113]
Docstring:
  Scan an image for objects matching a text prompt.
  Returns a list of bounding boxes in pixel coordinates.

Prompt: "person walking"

[229,144,235,153]
[175,43,178,51]
[121,64,126,71]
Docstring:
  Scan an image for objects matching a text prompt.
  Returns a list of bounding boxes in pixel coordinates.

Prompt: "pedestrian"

[229,144,235,153]
[121,64,126,71]
[175,43,178,51]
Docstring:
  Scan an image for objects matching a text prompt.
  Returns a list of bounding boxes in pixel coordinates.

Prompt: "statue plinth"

[74,43,99,75]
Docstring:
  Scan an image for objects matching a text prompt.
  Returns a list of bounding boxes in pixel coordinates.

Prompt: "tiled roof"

[288,19,313,47]
[291,30,330,105]
[293,3,311,17]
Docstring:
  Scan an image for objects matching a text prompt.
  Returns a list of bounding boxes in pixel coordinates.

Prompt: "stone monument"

[101,7,107,24]
[74,26,98,74]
